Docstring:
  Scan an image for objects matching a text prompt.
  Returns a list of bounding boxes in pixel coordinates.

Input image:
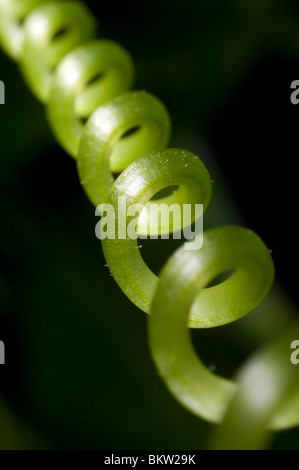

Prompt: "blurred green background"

[1,0,299,449]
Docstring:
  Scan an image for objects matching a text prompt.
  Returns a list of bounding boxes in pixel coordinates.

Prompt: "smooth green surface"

[148,226,275,423]
[211,324,299,449]
[20,1,97,102]
[47,39,135,158]
[101,149,212,314]
[0,0,48,59]
[78,91,171,206]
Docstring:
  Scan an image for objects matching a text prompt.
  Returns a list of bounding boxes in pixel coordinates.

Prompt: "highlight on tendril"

[0,0,48,60]
[2,0,298,451]
[20,1,97,102]
[148,226,275,423]
[47,39,135,158]
[210,323,299,449]
[78,91,171,206]
[101,149,212,314]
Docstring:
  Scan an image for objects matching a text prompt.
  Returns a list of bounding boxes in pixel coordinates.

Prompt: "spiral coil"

[1,0,299,449]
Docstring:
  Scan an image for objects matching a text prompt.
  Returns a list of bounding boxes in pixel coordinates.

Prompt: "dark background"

[0,0,299,449]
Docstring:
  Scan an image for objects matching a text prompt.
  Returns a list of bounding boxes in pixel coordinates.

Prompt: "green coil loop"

[78,91,171,206]
[148,226,275,423]
[48,39,135,157]
[20,1,97,102]
[1,0,299,449]
[0,0,48,59]
[101,149,213,314]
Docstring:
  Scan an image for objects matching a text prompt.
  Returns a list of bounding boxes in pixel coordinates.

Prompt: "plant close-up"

[1,0,299,451]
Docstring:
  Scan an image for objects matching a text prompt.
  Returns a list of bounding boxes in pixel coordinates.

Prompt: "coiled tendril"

[1,0,299,449]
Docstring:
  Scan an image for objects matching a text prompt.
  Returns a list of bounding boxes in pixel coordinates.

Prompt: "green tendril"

[148,226,275,423]
[101,149,212,314]
[1,0,298,449]
[47,39,135,157]
[78,91,171,206]
[210,324,299,449]
[20,1,97,102]
[0,0,48,60]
